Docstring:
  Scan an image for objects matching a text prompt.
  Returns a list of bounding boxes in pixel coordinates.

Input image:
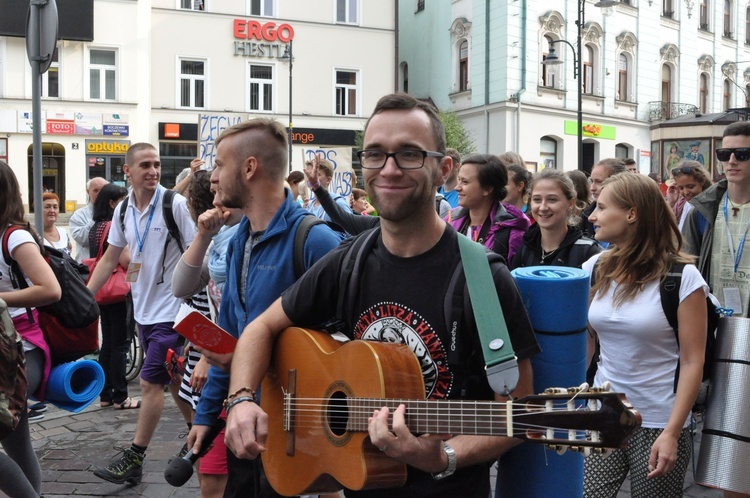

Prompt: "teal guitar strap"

[457,233,519,395]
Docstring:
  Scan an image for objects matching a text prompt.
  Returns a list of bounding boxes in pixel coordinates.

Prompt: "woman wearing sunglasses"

[670,161,712,231]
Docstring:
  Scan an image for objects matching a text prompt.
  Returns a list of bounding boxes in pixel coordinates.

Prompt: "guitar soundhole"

[327,391,349,437]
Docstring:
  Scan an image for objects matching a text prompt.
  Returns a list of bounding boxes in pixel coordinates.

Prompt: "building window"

[89,48,116,101]
[700,73,709,113]
[617,53,629,101]
[662,64,672,104]
[583,45,594,95]
[335,70,358,116]
[700,0,710,29]
[615,143,630,159]
[179,59,205,109]
[416,0,425,12]
[458,40,469,92]
[541,35,560,88]
[724,79,732,109]
[400,62,409,93]
[248,64,273,112]
[746,84,750,106]
[43,45,60,99]
[746,7,750,42]
[0,138,7,163]
[249,0,274,16]
[540,136,557,170]
[663,0,674,17]
[180,0,204,10]
[724,0,733,37]
[336,0,358,24]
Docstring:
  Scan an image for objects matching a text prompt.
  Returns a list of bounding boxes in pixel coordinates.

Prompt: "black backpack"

[292,215,326,279]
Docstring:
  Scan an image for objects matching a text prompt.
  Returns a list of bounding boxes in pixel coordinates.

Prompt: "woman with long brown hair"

[583,173,707,497]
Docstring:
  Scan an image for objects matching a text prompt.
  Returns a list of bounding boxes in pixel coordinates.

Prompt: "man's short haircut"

[461,153,508,203]
[498,151,525,168]
[364,93,447,154]
[723,121,750,138]
[318,159,334,178]
[595,157,627,177]
[125,143,157,166]
[215,118,288,181]
[445,148,461,169]
[622,158,636,166]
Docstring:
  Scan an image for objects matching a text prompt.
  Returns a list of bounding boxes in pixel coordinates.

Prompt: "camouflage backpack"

[0,297,27,440]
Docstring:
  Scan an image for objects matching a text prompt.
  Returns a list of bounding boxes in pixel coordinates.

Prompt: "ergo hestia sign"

[233,19,294,59]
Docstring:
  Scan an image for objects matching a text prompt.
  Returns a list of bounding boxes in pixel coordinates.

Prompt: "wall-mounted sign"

[232,19,294,59]
[564,120,616,140]
[85,139,130,155]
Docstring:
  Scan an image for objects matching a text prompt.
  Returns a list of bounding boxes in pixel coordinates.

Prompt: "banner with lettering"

[199,113,246,169]
[301,147,354,199]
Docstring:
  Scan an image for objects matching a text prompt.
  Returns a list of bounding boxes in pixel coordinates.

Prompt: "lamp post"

[541,0,616,172]
[279,40,293,172]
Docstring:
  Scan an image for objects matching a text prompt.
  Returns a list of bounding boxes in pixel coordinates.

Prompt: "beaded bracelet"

[226,386,256,403]
[225,396,256,414]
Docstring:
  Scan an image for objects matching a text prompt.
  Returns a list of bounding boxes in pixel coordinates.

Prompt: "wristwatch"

[432,442,457,480]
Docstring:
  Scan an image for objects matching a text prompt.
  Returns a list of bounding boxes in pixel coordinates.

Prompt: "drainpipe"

[516,0,527,153]
[394,0,399,92]
[485,0,491,153]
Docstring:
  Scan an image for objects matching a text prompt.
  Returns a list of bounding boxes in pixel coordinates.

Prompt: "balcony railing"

[648,101,699,121]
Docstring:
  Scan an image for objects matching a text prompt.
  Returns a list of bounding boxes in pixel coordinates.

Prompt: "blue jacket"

[194,191,341,426]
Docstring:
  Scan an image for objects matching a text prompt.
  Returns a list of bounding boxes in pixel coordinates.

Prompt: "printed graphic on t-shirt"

[354,301,452,399]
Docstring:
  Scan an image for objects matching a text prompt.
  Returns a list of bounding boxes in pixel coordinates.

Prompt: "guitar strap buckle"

[486,357,519,397]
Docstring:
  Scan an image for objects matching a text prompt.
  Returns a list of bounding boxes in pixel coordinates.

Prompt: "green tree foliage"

[439,109,475,155]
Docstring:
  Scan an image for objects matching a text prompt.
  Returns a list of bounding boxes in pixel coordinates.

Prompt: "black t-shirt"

[281,227,539,498]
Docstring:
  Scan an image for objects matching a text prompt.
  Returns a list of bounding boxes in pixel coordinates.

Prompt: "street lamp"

[541,0,614,171]
[279,40,293,172]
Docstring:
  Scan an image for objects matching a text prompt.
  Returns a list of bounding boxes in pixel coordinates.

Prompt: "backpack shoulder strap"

[333,228,381,327]
[118,195,129,234]
[492,226,513,260]
[293,215,325,279]
[660,263,684,338]
[162,189,184,254]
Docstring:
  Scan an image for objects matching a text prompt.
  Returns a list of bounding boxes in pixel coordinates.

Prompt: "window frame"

[724,0,733,37]
[248,0,275,17]
[87,46,118,102]
[700,0,710,29]
[541,35,561,89]
[724,78,732,110]
[540,136,558,170]
[333,68,360,117]
[700,72,710,113]
[617,53,629,102]
[663,0,675,17]
[458,40,469,92]
[583,45,594,95]
[335,0,360,25]
[177,57,207,110]
[178,0,205,11]
[247,62,275,113]
[42,44,60,99]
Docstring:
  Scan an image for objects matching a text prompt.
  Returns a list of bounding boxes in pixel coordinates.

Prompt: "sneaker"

[93,448,144,485]
[168,432,189,464]
[28,402,47,413]
[27,409,45,422]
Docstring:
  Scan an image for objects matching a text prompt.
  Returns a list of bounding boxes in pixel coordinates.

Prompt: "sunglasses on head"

[671,165,696,175]
[716,148,750,162]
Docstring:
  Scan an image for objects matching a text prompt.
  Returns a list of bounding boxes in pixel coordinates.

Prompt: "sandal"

[114,397,141,410]
[100,401,113,408]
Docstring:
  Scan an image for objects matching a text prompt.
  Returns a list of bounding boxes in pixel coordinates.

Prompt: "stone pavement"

[25,381,199,497]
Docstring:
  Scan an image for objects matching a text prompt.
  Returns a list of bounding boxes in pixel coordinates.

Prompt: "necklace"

[540,248,556,262]
[728,198,750,217]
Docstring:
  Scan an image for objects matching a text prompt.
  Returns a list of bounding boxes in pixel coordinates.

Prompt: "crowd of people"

[1,93,748,498]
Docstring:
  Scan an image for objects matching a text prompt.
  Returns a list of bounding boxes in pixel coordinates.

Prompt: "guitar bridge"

[284,369,296,456]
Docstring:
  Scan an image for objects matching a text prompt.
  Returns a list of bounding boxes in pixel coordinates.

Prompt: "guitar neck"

[346,398,511,437]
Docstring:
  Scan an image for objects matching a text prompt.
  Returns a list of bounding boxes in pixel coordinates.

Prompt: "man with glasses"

[215,93,539,498]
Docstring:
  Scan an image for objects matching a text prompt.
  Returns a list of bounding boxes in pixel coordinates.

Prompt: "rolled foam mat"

[45,360,105,413]
[496,266,590,498]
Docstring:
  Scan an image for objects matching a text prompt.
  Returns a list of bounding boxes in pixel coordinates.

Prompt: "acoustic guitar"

[261,327,641,497]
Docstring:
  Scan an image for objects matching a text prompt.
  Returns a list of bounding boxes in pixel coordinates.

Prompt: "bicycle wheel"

[125,326,144,382]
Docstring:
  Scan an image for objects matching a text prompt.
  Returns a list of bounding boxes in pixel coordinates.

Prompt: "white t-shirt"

[108,185,197,325]
[43,225,70,253]
[583,253,708,428]
[0,227,37,318]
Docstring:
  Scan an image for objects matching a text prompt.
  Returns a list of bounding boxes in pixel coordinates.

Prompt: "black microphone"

[164,418,226,487]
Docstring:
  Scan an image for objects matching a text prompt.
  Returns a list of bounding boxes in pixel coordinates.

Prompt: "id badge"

[723,287,744,315]
[126,263,142,283]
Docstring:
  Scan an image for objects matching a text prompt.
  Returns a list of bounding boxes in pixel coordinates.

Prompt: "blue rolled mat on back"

[496,266,590,498]
[45,360,105,413]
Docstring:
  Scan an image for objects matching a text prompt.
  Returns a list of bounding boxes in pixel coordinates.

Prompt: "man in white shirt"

[68,177,107,262]
[86,143,197,486]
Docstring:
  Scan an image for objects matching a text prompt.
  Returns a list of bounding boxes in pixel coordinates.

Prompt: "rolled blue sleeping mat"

[45,360,105,413]
[496,266,590,498]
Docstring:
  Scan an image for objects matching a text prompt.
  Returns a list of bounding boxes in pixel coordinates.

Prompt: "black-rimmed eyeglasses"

[716,148,750,162]
[357,149,445,170]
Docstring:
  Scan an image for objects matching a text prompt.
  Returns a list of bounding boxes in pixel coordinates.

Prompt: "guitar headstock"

[512,384,641,454]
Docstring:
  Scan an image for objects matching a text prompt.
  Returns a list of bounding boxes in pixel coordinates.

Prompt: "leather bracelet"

[225,396,255,414]
[226,386,256,403]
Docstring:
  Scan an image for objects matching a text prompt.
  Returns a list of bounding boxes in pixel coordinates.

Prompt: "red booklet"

[174,309,237,354]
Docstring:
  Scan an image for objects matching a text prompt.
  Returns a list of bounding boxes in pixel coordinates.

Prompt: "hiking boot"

[93,448,144,485]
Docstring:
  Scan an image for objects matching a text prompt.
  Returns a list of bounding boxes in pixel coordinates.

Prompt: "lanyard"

[722,192,750,273]
[131,188,160,257]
